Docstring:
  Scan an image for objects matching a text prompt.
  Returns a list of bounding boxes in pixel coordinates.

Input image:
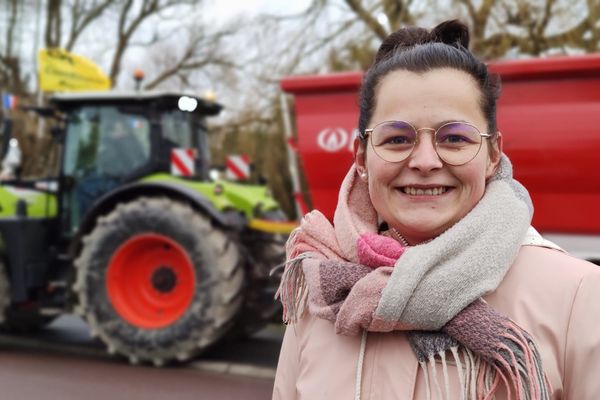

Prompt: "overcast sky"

[203,0,312,21]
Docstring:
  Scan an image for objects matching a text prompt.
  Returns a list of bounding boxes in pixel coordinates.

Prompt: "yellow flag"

[38,48,111,92]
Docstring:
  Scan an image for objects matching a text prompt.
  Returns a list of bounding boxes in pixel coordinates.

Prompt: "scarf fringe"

[489,321,551,400]
[419,340,549,400]
[275,253,309,324]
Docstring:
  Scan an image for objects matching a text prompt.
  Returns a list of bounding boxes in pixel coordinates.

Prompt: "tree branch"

[343,0,388,40]
[65,0,113,50]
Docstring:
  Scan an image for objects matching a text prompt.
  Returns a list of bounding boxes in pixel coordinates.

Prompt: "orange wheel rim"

[106,233,196,329]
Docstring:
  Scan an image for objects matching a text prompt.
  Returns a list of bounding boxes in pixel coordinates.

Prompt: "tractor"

[0,91,290,365]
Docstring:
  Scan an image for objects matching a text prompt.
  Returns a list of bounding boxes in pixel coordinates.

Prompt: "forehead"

[371,68,484,126]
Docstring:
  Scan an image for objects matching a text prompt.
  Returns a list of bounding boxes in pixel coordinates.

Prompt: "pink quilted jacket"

[273,244,600,399]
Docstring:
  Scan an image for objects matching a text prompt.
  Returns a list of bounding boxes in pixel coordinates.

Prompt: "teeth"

[402,187,447,196]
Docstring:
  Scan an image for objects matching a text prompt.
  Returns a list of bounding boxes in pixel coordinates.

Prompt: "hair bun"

[374,27,430,63]
[374,20,470,63]
[431,20,470,48]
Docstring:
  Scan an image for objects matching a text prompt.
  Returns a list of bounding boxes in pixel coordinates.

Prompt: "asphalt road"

[0,348,274,400]
[0,315,285,399]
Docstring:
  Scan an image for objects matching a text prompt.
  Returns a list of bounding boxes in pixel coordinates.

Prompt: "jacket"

[272,244,600,399]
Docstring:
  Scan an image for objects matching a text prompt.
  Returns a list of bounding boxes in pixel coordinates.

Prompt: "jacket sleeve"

[563,271,600,398]
[272,324,300,400]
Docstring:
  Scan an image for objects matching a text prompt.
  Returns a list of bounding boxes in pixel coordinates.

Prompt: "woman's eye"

[389,136,408,144]
[383,135,412,145]
[439,134,470,144]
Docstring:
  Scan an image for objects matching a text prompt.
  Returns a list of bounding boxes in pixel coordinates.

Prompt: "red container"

[281,54,600,258]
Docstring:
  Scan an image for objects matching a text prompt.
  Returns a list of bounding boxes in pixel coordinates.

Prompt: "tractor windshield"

[63,106,151,223]
[64,106,151,179]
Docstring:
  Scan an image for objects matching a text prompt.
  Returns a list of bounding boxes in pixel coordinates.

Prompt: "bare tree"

[45,0,62,48]
[64,0,113,51]
[0,0,27,94]
[108,0,197,85]
[326,0,600,59]
[143,25,238,90]
[473,0,600,58]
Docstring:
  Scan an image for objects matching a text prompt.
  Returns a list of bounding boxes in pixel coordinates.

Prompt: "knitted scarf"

[277,155,551,400]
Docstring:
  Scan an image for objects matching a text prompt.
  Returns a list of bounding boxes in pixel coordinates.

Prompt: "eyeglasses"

[362,120,492,166]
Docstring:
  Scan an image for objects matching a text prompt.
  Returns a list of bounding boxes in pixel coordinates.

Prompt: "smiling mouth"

[401,186,450,196]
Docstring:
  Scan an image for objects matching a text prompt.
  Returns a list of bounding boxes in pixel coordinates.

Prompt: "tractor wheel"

[73,197,244,366]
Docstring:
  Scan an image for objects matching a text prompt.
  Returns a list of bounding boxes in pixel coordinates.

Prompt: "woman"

[273,20,600,399]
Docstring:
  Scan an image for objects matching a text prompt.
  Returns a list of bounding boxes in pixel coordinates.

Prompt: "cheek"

[366,154,398,186]
[458,161,488,199]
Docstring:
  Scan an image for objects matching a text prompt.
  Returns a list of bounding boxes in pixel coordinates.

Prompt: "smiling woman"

[273,20,600,400]
[356,68,500,244]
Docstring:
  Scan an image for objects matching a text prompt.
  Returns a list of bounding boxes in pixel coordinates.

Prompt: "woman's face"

[355,68,500,245]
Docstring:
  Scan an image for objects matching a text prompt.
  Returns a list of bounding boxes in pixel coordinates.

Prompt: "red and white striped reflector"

[225,154,251,181]
[171,148,196,177]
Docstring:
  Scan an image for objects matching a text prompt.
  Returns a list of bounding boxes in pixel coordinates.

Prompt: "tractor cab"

[50,92,222,227]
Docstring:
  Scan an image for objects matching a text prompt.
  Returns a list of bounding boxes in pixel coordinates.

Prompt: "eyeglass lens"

[369,121,484,165]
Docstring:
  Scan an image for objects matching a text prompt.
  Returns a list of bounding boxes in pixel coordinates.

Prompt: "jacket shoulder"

[488,245,599,319]
[516,245,600,280]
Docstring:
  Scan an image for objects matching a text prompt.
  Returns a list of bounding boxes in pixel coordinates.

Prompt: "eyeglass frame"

[360,120,493,166]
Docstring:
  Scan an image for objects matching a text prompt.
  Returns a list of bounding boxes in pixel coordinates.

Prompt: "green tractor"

[0,91,291,365]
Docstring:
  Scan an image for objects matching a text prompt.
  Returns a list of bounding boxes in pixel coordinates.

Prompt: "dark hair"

[358,20,501,142]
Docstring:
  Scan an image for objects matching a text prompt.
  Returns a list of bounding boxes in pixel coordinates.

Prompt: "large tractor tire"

[73,197,244,366]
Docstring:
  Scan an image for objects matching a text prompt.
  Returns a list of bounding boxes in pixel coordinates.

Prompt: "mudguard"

[76,180,246,243]
[141,174,281,219]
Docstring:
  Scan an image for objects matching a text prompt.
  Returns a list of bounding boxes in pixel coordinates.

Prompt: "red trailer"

[281,53,600,261]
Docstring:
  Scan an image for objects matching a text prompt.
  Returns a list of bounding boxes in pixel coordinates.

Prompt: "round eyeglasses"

[361,120,492,166]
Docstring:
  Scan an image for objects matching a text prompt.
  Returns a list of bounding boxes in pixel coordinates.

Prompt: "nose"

[406,130,443,172]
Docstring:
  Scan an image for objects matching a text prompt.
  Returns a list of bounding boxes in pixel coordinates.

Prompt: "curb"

[187,360,276,380]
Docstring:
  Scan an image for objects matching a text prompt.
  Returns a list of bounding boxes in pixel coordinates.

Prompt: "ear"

[354,138,368,178]
[485,132,503,179]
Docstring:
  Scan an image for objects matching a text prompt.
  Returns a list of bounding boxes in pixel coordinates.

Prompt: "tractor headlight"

[178,96,197,112]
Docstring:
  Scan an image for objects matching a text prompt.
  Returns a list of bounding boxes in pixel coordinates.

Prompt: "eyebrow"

[369,119,472,130]
[391,119,471,130]
[430,119,469,128]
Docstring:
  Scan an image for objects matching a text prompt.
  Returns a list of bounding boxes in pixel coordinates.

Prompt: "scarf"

[277,155,551,400]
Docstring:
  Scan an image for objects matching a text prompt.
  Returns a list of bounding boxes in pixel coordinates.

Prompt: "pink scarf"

[278,156,550,399]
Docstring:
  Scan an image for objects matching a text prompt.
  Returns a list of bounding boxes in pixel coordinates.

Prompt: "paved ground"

[0,348,274,400]
[0,315,285,399]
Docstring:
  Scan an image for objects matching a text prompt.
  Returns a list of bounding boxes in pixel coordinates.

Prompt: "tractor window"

[63,106,152,228]
[64,106,151,179]
[97,109,150,177]
[63,109,100,177]
[161,111,193,148]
